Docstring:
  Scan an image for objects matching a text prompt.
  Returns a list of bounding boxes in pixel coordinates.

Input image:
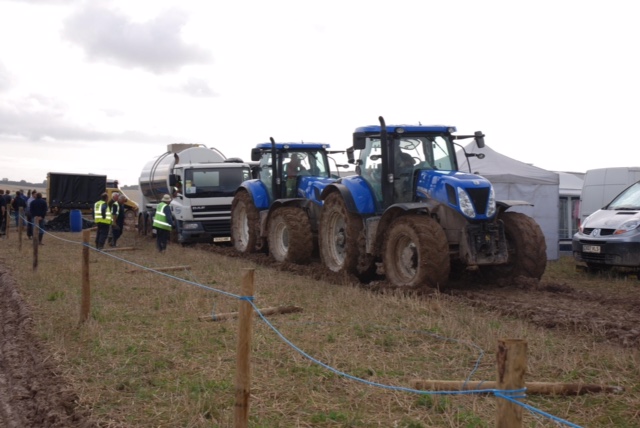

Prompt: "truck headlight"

[614,220,640,235]
[486,187,496,217]
[457,187,476,218]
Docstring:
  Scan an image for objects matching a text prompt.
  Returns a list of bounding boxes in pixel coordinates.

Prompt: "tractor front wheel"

[267,207,313,263]
[480,212,547,281]
[383,215,450,289]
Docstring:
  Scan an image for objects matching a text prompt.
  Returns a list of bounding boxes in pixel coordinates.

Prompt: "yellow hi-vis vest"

[94,200,112,225]
[153,202,172,231]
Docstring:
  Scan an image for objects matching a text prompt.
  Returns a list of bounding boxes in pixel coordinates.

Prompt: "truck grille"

[191,204,231,220]
[202,220,231,234]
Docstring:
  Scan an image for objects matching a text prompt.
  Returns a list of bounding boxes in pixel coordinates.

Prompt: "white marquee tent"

[456,144,559,260]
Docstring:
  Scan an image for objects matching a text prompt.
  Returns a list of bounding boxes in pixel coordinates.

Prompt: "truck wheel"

[481,212,547,281]
[383,215,450,289]
[268,207,313,263]
[319,192,363,275]
[231,191,261,253]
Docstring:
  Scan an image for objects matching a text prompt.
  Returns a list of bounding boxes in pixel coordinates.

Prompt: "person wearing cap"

[153,194,174,253]
[94,192,111,249]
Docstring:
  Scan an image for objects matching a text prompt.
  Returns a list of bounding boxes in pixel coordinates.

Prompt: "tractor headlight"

[457,187,476,218]
[486,187,496,217]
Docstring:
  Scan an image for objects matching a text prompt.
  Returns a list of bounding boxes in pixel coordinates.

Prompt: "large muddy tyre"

[480,212,547,281]
[319,192,364,276]
[267,207,313,263]
[383,215,450,289]
[231,191,261,253]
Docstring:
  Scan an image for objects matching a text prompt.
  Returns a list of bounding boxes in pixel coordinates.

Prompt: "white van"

[579,167,640,224]
[572,180,640,269]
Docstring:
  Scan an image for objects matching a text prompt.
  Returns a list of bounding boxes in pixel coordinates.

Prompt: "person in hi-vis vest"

[153,194,175,253]
[94,192,111,249]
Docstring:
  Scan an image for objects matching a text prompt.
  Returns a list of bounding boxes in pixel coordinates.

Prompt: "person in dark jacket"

[11,191,27,227]
[29,192,48,245]
[0,190,6,235]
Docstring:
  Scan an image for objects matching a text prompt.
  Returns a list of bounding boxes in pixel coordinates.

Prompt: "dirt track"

[0,266,96,428]
[1,246,639,426]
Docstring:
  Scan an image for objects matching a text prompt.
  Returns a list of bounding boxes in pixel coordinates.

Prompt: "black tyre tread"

[231,191,261,253]
[383,215,450,289]
[482,212,547,281]
[319,192,362,274]
[268,207,313,264]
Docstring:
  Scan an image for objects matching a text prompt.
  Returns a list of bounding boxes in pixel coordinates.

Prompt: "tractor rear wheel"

[383,215,450,289]
[231,191,262,253]
[319,192,364,275]
[480,212,547,281]
[268,207,313,263]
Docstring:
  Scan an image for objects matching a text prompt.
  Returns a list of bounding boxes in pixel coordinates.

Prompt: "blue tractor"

[318,117,547,288]
[231,140,338,263]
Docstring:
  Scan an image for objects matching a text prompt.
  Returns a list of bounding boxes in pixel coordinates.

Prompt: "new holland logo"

[590,229,600,237]
[473,180,480,185]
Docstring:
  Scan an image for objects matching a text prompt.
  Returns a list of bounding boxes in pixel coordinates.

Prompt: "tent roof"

[456,144,559,185]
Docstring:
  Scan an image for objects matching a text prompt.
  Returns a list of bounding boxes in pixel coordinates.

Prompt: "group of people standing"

[94,191,174,253]
[0,189,47,244]
[93,192,127,250]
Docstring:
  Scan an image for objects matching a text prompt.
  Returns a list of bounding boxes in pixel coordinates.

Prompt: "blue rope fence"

[20,219,583,427]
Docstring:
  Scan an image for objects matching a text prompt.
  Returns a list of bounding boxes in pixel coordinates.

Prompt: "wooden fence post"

[496,339,527,428]
[80,228,91,324]
[32,216,40,271]
[234,269,255,428]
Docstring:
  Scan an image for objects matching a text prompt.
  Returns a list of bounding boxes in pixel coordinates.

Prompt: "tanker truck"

[138,143,253,244]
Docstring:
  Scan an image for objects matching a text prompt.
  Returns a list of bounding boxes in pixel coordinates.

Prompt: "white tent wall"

[457,144,559,260]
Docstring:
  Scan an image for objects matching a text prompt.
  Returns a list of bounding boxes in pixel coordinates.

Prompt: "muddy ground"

[1,246,639,427]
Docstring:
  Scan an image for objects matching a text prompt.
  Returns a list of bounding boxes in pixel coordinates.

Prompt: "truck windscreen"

[183,167,250,198]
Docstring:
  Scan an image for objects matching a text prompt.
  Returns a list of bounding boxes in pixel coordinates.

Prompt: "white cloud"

[62,3,212,74]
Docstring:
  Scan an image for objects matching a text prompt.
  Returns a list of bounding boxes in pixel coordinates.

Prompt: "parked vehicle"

[138,144,252,244]
[46,172,107,215]
[579,167,640,224]
[317,117,547,288]
[572,179,640,270]
[230,140,338,262]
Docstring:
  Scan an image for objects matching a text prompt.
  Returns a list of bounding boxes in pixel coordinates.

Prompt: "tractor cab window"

[258,153,274,199]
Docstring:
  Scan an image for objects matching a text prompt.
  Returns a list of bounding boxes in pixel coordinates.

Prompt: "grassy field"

[1,226,639,427]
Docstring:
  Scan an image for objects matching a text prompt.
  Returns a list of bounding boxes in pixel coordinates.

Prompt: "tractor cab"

[351,123,463,210]
[251,142,332,201]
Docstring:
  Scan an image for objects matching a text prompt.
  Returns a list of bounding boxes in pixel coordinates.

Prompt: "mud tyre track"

[0,266,96,427]
[202,244,640,348]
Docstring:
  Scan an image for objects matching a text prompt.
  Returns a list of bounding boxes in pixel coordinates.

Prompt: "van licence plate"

[213,237,231,243]
[583,245,601,253]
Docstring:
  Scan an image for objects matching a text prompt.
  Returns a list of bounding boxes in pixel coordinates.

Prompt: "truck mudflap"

[459,221,509,265]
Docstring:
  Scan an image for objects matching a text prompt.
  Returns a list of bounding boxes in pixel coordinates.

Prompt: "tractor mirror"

[346,147,355,164]
[251,148,262,161]
[474,131,485,148]
[353,133,366,150]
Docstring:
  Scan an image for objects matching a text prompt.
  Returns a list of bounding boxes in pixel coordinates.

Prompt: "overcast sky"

[1,0,639,186]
